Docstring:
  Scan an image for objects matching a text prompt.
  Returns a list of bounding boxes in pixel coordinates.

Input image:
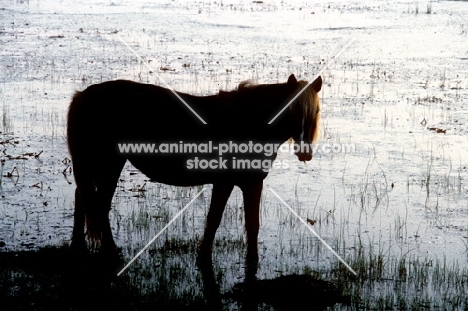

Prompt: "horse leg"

[70,157,97,253]
[198,183,234,262]
[239,180,263,274]
[94,159,126,254]
[198,256,222,310]
[71,188,87,253]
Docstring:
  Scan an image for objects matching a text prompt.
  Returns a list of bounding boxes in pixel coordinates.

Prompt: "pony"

[67,74,322,266]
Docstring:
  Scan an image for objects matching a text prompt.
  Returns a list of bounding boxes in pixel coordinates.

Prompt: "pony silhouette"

[67,74,322,265]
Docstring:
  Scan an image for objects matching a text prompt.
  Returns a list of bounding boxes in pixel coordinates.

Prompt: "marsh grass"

[1,103,13,134]
[133,182,468,309]
[1,1,468,309]
[4,190,468,310]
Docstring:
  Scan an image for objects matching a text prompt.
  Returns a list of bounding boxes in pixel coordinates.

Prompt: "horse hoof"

[245,253,259,280]
[103,246,122,261]
[101,241,120,254]
[70,240,88,255]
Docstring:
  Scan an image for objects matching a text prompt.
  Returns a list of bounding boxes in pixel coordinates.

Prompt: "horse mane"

[294,80,321,143]
[238,79,257,90]
[216,79,263,107]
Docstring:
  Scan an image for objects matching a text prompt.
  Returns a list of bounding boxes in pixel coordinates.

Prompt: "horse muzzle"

[295,151,312,162]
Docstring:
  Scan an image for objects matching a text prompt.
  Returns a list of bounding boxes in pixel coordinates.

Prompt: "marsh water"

[1,0,468,309]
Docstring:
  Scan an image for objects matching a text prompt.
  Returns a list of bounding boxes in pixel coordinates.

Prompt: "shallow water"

[1,0,468,308]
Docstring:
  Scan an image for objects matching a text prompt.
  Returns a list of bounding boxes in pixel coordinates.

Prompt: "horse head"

[288,74,322,162]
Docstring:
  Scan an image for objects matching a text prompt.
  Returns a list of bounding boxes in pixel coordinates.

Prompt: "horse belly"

[128,156,217,186]
[127,152,271,186]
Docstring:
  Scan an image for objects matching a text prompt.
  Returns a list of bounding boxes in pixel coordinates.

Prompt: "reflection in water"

[2,246,349,309]
[197,255,349,310]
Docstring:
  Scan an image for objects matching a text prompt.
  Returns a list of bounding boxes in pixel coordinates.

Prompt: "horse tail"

[67,90,101,244]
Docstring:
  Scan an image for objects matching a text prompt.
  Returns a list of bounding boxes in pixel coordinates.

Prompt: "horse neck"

[236,83,294,121]
[179,84,298,144]
[231,84,298,143]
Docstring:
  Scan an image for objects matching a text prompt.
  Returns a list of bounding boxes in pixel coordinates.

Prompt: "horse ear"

[311,76,322,92]
[287,74,297,86]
